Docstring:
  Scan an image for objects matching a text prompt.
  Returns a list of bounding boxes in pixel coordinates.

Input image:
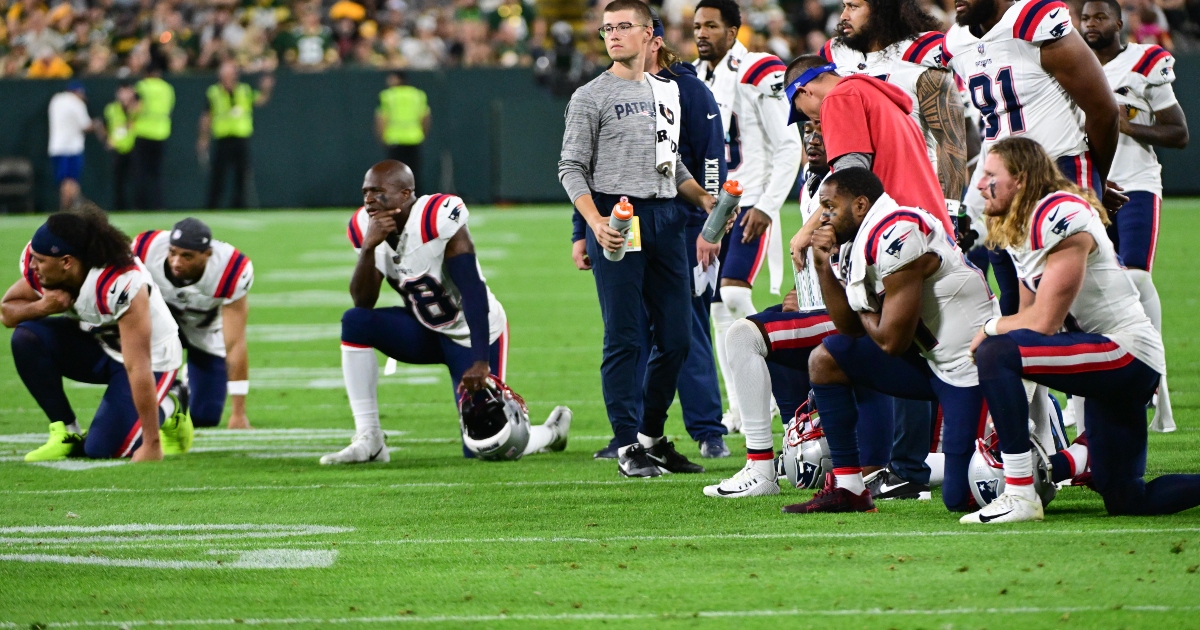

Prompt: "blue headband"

[31,222,78,258]
[786,63,838,125]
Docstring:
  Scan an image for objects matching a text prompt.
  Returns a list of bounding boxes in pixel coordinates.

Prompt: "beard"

[1085,31,1116,50]
[956,0,997,27]
[838,29,872,53]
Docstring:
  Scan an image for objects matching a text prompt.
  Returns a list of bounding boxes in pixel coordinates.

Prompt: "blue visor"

[786,63,838,125]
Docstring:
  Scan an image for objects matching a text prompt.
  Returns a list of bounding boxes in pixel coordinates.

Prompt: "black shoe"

[618,443,661,478]
[594,438,619,460]
[864,466,930,500]
[647,439,705,473]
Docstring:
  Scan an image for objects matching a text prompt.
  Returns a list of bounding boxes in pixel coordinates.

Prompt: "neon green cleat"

[159,394,194,455]
[25,421,85,462]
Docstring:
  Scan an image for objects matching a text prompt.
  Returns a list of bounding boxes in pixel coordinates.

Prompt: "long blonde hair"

[983,137,1108,250]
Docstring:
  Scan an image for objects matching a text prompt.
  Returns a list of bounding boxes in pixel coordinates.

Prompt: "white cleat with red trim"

[959,491,1043,524]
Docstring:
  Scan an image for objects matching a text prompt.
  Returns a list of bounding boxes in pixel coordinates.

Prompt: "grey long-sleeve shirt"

[558,71,693,204]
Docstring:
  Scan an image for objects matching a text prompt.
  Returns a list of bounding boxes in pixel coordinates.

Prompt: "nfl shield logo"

[857,62,867,70]
[977,43,985,54]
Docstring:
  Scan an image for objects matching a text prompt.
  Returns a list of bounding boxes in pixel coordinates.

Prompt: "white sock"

[523,424,554,455]
[64,421,81,434]
[711,302,739,413]
[835,471,866,495]
[160,395,176,419]
[749,458,776,477]
[719,285,757,320]
[925,452,945,486]
[1064,442,1088,476]
[1130,269,1176,431]
[341,344,380,435]
[726,318,773,452]
[1070,396,1087,435]
[637,432,664,449]
[1002,450,1037,501]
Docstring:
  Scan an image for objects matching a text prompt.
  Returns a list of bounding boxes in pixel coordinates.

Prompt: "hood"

[841,74,913,115]
[664,61,697,79]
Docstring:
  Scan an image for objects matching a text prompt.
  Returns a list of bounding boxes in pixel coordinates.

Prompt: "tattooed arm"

[916,67,968,202]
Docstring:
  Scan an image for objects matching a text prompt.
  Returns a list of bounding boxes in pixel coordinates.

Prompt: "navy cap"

[785,62,838,125]
[170,217,213,252]
[651,10,664,38]
[66,79,85,94]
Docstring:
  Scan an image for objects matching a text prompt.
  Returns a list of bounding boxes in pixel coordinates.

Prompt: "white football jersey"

[1007,192,1165,373]
[20,243,182,372]
[132,230,254,358]
[347,194,506,348]
[843,194,999,386]
[821,32,946,169]
[944,0,1086,159]
[695,40,802,214]
[1102,44,1177,196]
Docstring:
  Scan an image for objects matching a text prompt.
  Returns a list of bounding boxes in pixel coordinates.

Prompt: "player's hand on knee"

[571,240,592,270]
[364,210,399,249]
[1102,181,1128,212]
[590,221,625,253]
[131,440,163,462]
[459,361,491,394]
[740,208,771,243]
[696,235,720,270]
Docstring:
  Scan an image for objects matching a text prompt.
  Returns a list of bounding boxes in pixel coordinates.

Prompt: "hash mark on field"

[3,605,1199,627]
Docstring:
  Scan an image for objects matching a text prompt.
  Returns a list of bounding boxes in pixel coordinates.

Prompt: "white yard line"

[2,605,1197,627]
[0,478,701,496]
[0,549,338,570]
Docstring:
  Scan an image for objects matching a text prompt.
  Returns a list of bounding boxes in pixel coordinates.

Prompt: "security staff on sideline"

[376,71,430,182]
[132,52,175,210]
[558,0,718,478]
[103,82,137,210]
[198,60,275,209]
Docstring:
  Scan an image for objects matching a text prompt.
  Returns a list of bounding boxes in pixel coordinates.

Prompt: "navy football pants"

[180,339,228,428]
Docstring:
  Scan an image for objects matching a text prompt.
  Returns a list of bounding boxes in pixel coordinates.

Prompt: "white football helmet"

[967,431,1058,507]
[459,377,531,461]
[778,399,831,489]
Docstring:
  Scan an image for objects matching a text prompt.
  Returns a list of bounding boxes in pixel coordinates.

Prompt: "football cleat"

[781,474,877,514]
[539,405,572,453]
[594,438,619,460]
[618,443,661,478]
[319,430,390,465]
[24,421,85,462]
[864,465,931,500]
[647,439,705,473]
[959,491,1044,524]
[703,461,780,498]
[699,435,730,458]
[721,408,742,433]
[159,393,194,455]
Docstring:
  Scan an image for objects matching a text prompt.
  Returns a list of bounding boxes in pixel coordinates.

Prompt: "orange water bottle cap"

[724,180,744,196]
[613,196,634,221]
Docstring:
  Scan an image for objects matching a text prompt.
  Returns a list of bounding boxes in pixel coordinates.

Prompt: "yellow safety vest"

[378,85,427,146]
[133,77,175,141]
[104,101,135,154]
[207,82,258,139]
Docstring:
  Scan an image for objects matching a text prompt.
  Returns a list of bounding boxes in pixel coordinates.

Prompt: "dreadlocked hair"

[983,137,1107,250]
[46,203,135,270]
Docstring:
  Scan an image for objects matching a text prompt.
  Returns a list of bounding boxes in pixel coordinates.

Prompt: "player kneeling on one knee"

[3,207,188,462]
[961,137,1200,524]
[321,160,571,465]
[777,168,998,515]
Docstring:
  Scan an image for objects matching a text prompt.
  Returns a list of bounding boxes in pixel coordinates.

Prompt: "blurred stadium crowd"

[2,0,1199,79]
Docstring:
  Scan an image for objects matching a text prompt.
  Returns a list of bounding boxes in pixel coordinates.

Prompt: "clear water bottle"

[604,196,635,261]
[701,180,744,244]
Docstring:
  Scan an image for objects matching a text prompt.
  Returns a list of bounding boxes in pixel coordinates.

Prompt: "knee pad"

[341,307,376,347]
[726,318,768,359]
[719,286,756,321]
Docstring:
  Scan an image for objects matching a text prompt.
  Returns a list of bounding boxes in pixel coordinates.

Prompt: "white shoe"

[318,431,389,465]
[703,462,780,498]
[1063,397,1081,428]
[540,406,572,452]
[721,408,742,433]
[959,491,1044,524]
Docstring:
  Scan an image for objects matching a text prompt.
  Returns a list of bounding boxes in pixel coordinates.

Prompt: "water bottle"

[701,180,744,244]
[604,196,635,262]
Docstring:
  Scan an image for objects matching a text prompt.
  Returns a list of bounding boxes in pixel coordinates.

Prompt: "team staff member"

[198,60,275,210]
[571,14,729,460]
[376,71,430,183]
[1082,0,1187,433]
[559,0,717,478]
[104,82,137,211]
[132,54,175,211]
[47,80,96,210]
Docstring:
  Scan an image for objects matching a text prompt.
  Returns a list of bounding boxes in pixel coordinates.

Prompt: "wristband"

[945,199,964,217]
[983,318,1000,337]
[227,380,249,396]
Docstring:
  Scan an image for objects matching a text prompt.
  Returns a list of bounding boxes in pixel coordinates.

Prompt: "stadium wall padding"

[3,60,1200,212]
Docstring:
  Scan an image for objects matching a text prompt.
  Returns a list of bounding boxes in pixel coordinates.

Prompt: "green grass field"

[1,201,1199,629]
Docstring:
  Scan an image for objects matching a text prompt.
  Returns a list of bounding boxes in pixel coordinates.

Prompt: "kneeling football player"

[321,160,570,464]
[2,207,188,461]
[785,168,997,514]
[132,218,254,430]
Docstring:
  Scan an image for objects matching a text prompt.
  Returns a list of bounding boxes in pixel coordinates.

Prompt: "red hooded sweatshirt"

[820,74,953,234]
